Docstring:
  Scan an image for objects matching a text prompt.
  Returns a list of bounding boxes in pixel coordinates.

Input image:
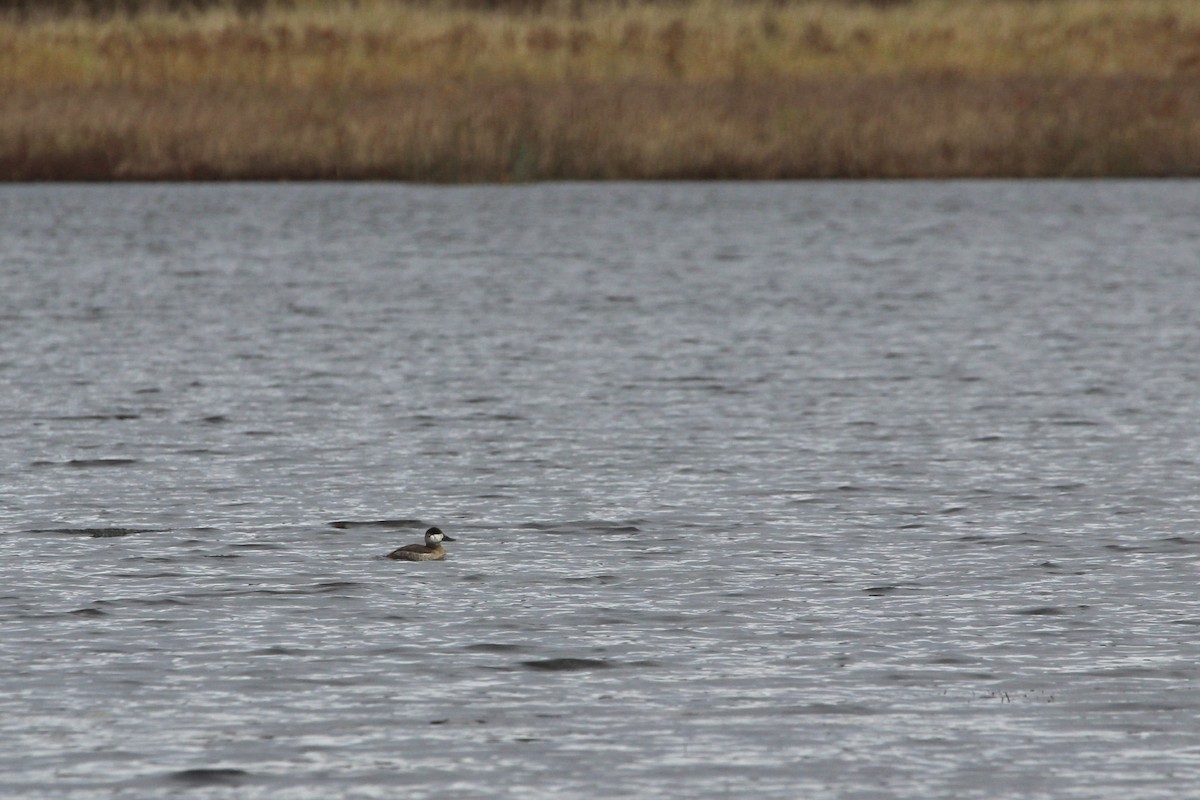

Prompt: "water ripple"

[3,181,1200,799]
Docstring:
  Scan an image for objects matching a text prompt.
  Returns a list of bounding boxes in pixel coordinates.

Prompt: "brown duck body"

[387,542,446,561]
[386,527,454,561]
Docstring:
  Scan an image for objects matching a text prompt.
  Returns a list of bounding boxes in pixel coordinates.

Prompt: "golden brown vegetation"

[2,0,1200,180]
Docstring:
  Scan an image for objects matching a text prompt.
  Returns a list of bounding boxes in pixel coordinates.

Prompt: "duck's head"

[425,527,455,545]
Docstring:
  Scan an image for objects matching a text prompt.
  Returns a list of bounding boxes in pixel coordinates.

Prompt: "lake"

[2,181,1199,798]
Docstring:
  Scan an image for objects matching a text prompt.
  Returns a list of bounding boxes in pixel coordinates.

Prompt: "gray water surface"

[2,181,1199,798]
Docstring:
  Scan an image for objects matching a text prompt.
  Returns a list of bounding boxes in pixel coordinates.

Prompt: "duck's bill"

[441,535,457,542]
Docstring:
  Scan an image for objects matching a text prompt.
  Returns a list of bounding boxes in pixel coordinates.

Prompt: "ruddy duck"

[386,527,456,561]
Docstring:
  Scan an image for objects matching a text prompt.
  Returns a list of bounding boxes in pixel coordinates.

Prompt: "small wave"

[863,585,920,597]
[864,583,925,597]
[956,533,1044,546]
[781,703,880,716]
[249,646,306,656]
[315,581,365,592]
[167,768,251,786]
[521,658,612,671]
[1080,667,1193,681]
[1011,606,1067,616]
[928,655,975,666]
[464,642,526,653]
[328,519,424,529]
[467,411,527,422]
[31,527,163,537]
[70,458,139,467]
[562,574,620,584]
[656,374,720,384]
[130,596,190,607]
[31,458,139,468]
[518,520,641,535]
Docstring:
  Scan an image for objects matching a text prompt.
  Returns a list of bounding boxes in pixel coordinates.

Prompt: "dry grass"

[3,0,1200,180]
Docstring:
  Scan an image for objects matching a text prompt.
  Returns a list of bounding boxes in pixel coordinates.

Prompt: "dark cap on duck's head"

[426,527,455,542]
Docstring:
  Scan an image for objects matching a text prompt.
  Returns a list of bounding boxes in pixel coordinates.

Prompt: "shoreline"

[4,0,1200,181]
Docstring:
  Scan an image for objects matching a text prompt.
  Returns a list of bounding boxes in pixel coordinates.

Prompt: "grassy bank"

[3,0,1200,180]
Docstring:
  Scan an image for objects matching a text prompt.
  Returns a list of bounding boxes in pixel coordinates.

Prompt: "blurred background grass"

[3,0,1199,180]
